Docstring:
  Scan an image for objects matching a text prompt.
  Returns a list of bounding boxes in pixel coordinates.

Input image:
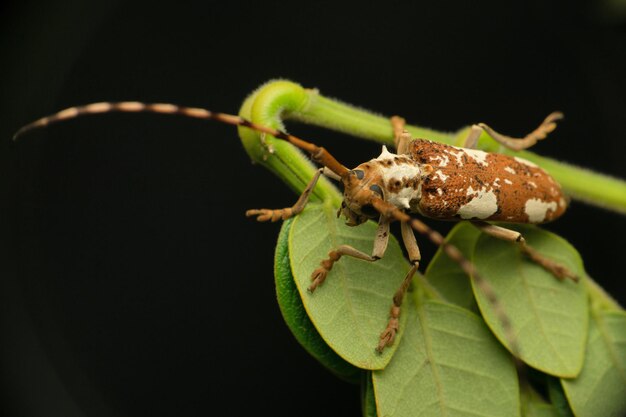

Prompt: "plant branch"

[237,79,626,215]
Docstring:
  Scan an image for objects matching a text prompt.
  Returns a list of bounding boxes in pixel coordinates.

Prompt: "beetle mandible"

[14,103,577,353]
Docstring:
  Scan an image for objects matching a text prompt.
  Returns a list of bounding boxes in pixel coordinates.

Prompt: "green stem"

[237,80,342,206]
[293,93,454,145]
[237,80,626,215]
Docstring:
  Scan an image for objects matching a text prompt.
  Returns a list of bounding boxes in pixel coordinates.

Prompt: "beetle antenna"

[13,101,349,177]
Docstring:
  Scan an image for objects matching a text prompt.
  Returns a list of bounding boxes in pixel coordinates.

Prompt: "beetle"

[13,102,577,353]
[246,111,577,352]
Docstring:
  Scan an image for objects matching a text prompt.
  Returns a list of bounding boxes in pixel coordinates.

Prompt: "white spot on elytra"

[465,186,477,196]
[457,186,498,219]
[437,188,443,195]
[504,166,516,175]
[515,156,538,167]
[493,178,501,187]
[434,170,448,182]
[504,179,513,185]
[429,154,450,167]
[528,181,537,188]
[447,149,465,166]
[464,148,489,166]
[524,198,557,223]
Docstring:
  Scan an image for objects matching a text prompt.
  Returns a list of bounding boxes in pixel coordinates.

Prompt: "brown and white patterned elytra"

[409,139,567,223]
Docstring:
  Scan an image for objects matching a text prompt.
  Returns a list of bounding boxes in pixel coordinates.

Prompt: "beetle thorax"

[372,146,423,210]
[339,146,424,225]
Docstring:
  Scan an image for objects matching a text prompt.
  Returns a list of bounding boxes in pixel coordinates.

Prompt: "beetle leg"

[400,220,422,265]
[471,221,579,282]
[463,125,483,149]
[377,222,422,353]
[471,112,564,151]
[309,216,391,292]
[391,115,412,155]
[246,168,324,222]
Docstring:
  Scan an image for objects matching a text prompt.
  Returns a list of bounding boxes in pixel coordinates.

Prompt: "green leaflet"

[472,225,588,377]
[274,217,361,383]
[425,222,481,312]
[547,376,575,417]
[373,299,519,417]
[361,372,377,417]
[520,384,560,417]
[288,203,410,370]
[522,400,560,417]
[561,310,626,417]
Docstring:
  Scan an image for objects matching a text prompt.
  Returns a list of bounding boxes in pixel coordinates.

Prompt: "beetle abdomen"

[409,139,567,223]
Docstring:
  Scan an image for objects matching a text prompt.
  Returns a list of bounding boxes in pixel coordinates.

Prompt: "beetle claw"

[308,268,328,292]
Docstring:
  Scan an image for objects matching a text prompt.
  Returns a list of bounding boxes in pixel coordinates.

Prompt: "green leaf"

[274,217,361,383]
[288,203,410,370]
[472,225,588,377]
[520,383,560,417]
[547,376,575,417]
[425,222,481,312]
[561,310,626,417]
[361,372,377,417]
[373,299,519,417]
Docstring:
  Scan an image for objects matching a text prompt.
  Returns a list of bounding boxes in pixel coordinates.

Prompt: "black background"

[1,1,625,416]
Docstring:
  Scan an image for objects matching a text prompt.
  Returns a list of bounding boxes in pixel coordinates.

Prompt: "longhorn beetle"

[14,102,578,355]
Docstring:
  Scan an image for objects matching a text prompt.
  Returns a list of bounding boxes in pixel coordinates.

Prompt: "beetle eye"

[369,184,383,197]
[352,169,365,179]
[360,204,378,218]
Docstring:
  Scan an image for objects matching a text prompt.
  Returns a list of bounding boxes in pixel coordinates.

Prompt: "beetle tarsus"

[308,268,329,292]
[246,208,293,222]
[518,238,579,282]
[376,305,401,353]
[524,248,579,282]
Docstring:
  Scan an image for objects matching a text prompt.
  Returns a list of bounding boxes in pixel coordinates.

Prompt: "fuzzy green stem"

[238,80,626,215]
[292,93,454,145]
[237,80,342,206]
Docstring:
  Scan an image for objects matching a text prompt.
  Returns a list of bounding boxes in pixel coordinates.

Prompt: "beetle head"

[338,163,385,226]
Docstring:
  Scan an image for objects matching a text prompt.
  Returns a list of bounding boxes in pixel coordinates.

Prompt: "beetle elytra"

[14,102,577,354]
